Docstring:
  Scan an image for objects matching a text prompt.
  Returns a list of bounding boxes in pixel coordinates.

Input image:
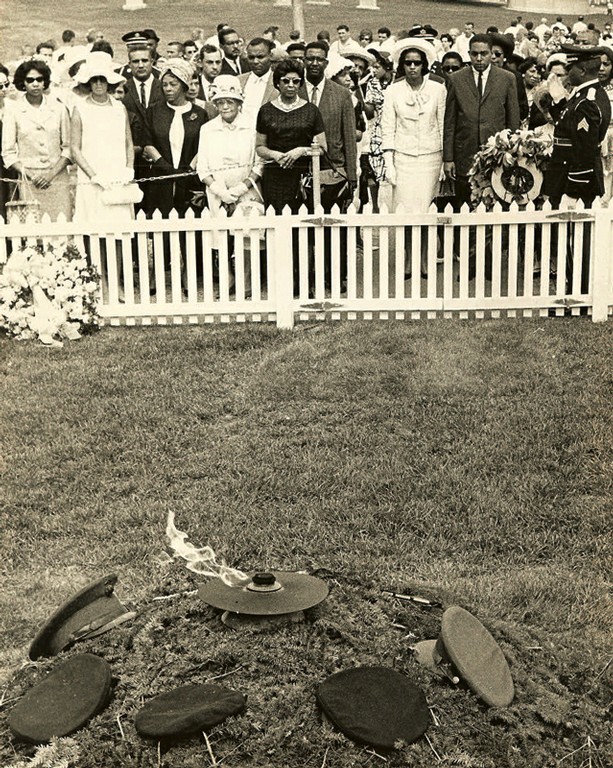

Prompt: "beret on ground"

[316,667,429,750]
[134,684,246,739]
[440,605,514,707]
[9,654,112,743]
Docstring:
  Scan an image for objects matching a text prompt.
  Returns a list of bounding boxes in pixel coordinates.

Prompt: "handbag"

[101,183,143,206]
[5,172,41,223]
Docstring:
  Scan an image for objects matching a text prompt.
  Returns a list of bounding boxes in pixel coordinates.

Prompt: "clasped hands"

[275,147,306,169]
[209,179,250,205]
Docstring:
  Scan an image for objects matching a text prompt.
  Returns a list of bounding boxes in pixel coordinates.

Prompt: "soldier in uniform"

[543,44,611,208]
[542,44,610,293]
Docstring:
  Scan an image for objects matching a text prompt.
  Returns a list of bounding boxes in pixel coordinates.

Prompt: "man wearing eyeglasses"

[219,28,249,76]
[443,33,520,208]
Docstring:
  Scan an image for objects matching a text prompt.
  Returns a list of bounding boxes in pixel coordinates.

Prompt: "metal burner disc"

[198,572,329,616]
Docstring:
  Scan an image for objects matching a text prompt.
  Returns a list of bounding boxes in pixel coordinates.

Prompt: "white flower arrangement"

[469,128,553,209]
[0,241,100,345]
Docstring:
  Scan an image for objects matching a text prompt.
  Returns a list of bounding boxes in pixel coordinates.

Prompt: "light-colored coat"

[381,77,446,157]
[2,94,71,170]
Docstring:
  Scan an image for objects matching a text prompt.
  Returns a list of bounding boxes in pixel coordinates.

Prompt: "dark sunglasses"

[90,76,108,83]
[443,64,461,72]
[25,76,45,84]
[0,82,10,89]
[279,77,302,85]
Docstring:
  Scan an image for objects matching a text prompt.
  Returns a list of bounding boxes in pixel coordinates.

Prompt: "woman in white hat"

[196,74,263,291]
[380,38,446,217]
[71,52,135,225]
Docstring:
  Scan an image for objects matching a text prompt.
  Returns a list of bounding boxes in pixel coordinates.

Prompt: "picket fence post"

[273,206,295,329]
[591,203,611,322]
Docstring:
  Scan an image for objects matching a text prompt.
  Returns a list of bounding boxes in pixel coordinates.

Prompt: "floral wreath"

[0,241,100,346]
[469,128,553,210]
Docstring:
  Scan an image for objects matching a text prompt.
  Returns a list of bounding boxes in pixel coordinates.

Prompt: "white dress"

[73,96,133,226]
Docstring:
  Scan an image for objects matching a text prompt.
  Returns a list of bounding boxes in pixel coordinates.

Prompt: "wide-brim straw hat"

[326,54,355,79]
[210,74,244,102]
[74,52,124,85]
[392,37,437,68]
[342,43,376,66]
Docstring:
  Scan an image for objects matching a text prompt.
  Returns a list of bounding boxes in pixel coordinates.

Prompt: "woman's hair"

[13,59,51,91]
[397,47,429,79]
[440,33,453,45]
[0,63,9,78]
[272,57,304,88]
[91,40,114,57]
[518,57,538,75]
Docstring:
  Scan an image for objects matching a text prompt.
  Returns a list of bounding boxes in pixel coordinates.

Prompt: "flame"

[163,511,249,587]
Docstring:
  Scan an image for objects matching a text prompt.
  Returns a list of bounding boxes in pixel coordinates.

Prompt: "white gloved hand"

[384,154,397,186]
[227,181,250,199]
[209,180,237,205]
[92,174,112,190]
[547,72,567,104]
[120,167,135,184]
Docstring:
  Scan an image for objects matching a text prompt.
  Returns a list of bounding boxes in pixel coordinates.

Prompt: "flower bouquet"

[0,241,100,346]
[469,128,553,209]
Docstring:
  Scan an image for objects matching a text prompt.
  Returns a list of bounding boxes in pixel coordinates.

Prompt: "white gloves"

[92,174,112,190]
[547,72,567,104]
[384,153,397,186]
[227,181,250,199]
[119,167,135,184]
[208,180,237,205]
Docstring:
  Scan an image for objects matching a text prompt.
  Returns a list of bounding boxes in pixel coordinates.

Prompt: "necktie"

[140,81,147,108]
[477,72,483,100]
[311,85,318,106]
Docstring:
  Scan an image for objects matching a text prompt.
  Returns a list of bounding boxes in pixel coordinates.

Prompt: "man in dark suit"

[300,41,358,290]
[219,28,250,76]
[239,37,279,125]
[443,33,520,208]
[196,44,222,103]
[122,46,165,197]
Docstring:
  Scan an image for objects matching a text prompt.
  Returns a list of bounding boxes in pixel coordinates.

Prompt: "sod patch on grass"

[0,320,611,767]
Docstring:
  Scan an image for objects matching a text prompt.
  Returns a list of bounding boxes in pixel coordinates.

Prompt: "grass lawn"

[2,0,613,63]
[0,319,611,767]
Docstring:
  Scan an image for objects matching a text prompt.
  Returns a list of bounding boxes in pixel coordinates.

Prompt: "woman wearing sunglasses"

[440,52,463,86]
[255,58,326,213]
[1,58,72,220]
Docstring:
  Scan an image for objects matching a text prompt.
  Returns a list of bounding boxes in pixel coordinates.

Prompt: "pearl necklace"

[275,96,302,112]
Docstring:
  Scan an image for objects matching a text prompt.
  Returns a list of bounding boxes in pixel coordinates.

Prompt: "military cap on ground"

[413,605,514,708]
[560,44,606,66]
[316,667,429,750]
[29,573,135,660]
[9,654,112,743]
[135,684,246,739]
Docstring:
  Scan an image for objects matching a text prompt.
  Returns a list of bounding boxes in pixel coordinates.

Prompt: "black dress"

[256,101,325,213]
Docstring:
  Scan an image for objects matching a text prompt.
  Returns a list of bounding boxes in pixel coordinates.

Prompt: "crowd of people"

[1,13,612,234]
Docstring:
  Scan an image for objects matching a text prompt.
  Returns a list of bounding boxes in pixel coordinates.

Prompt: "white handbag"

[101,183,143,206]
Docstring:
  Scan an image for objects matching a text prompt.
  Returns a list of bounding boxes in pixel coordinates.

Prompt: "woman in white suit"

[380,38,446,214]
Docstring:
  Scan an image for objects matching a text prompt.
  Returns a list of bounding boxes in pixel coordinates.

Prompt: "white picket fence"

[2,199,612,327]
